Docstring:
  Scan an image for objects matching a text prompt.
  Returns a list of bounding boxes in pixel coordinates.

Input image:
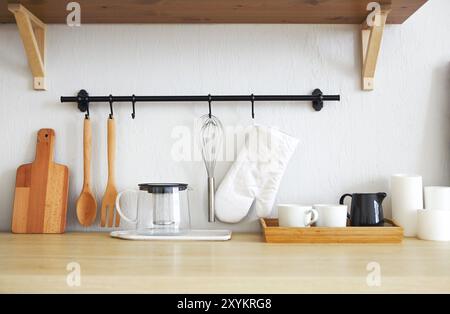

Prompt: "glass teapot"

[116,183,191,234]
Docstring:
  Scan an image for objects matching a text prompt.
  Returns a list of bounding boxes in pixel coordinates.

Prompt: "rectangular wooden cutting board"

[12,129,69,233]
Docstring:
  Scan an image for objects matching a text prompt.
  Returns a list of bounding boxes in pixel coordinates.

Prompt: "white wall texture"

[0,0,448,232]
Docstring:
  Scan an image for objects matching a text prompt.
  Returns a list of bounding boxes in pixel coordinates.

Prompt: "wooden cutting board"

[12,129,69,233]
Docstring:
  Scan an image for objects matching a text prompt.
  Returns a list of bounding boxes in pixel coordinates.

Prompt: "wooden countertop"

[1,232,450,293]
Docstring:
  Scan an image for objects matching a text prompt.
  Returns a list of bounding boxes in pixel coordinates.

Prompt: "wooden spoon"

[76,118,97,226]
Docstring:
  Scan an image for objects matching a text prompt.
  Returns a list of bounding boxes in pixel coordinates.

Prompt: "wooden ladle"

[76,118,97,226]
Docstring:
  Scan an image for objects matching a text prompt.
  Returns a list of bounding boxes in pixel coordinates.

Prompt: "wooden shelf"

[2,0,428,91]
[1,0,427,24]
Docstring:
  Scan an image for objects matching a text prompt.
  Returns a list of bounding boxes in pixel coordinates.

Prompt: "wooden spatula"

[12,129,69,233]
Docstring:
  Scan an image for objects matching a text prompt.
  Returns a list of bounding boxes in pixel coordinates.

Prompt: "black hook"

[131,94,136,119]
[208,94,212,118]
[85,103,90,119]
[108,94,114,119]
[250,94,255,120]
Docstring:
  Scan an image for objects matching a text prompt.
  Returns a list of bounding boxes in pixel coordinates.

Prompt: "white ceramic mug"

[277,204,319,228]
[424,186,450,211]
[313,204,348,227]
[417,209,450,242]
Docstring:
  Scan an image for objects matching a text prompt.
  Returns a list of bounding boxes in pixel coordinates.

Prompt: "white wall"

[0,0,448,232]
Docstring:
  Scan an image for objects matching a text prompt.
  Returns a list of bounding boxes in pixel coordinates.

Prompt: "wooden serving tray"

[260,218,403,244]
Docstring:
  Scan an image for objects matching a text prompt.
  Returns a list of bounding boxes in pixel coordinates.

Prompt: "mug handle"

[306,209,319,226]
[115,189,139,224]
[339,194,352,220]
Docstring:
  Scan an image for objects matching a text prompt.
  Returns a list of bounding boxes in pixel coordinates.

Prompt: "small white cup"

[424,186,450,211]
[313,204,348,227]
[417,209,450,242]
[277,204,319,228]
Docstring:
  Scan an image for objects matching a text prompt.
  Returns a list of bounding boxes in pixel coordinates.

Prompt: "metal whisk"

[199,113,224,222]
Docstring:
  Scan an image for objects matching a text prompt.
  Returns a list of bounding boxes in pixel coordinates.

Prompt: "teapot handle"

[339,194,352,220]
[115,189,139,224]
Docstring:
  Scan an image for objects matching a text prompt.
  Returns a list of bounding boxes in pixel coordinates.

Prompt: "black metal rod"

[61,94,340,102]
[61,89,340,113]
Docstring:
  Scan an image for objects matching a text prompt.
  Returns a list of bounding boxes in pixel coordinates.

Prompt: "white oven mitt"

[215,125,299,223]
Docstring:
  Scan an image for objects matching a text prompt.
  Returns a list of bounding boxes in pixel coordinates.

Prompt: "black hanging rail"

[61,89,340,116]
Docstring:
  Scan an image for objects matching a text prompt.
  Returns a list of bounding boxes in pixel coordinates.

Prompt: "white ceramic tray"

[110,229,232,241]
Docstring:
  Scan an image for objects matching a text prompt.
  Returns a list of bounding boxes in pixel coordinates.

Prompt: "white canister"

[424,186,450,211]
[417,209,450,242]
[391,174,423,237]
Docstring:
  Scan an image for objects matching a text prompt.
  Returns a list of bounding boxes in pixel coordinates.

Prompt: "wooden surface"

[261,218,403,243]
[0,0,428,24]
[0,232,449,293]
[12,129,69,234]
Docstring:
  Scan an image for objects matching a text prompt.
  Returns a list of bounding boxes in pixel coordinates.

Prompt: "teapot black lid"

[138,183,188,194]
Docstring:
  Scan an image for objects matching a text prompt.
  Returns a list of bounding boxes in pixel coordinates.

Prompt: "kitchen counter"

[1,232,450,293]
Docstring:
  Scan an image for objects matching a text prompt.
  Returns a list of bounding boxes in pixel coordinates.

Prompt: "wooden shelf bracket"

[361,5,391,91]
[8,4,46,90]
